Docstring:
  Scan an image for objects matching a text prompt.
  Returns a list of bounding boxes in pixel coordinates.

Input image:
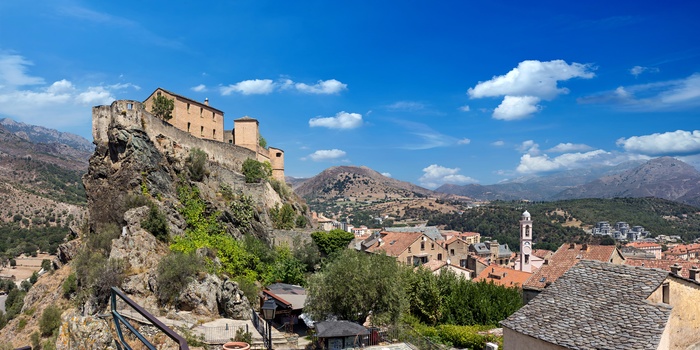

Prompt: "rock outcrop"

[55,310,115,350]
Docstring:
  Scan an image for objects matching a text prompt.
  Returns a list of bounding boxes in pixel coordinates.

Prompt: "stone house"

[469,240,513,266]
[143,88,285,181]
[522,243,625,303]
[443,236,471,268]
[363,231,447,266]
[420,259,473,279]
[501,260,700,350]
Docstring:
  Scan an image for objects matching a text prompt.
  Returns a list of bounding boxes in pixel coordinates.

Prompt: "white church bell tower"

[519,210,533,273]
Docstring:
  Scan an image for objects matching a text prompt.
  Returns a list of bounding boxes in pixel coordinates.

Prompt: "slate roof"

[473,265,532,288]
[524,243,622,290]
[315,320,369,338]
[502,260,671,350]
[365,231,423,257]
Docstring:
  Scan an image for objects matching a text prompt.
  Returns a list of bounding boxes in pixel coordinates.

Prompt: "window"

[524,254,530,264]
[408,246,411,253]
[157,91,161,97]
[662,282,670,304]
[450,249,455,256]
[406,256,411,264]
[421,242,425,251]
[200,126,204,137]
[276,152,282,157]
[200,107,203,118]
[212,111,215,119]
[437,253,442,261]
[187,103,190,113]
[187,122,191,133]
[525,225,530,237]
[127,103,133,110]
[431,243,434,250]
[213,129,216,138]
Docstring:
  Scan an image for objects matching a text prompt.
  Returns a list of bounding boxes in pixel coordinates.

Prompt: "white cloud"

[387,101,426,111]
[457,138,471,145]
[630,65,659,77]
[309,111,363,129]
[392,119,456,150]
[616,130,700,156]
[220,78,347,96]
[419,164,478,189]
[381,172,392,178]
[579,73,700,110]
[220,79,275,95]
[458,105,470,112]
[295,79,347,94]
[493,96,541,120]
[76,86,115,105]
[516,150,649,174]
[492,140,505,147]
[307,149,347,162]
[0,53,137,132]
[191,84,207,92]
[0,54,45,87]
[517,140,540,155]
[547,142,594,153]
[468,60,595,100]
[468,60,594,120]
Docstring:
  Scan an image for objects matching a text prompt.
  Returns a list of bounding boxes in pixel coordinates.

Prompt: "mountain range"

[291,157,700,208]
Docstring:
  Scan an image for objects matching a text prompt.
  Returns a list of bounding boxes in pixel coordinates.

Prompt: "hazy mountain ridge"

[552,157,700,206]
[0,117,94,153]
[294,165,438,202]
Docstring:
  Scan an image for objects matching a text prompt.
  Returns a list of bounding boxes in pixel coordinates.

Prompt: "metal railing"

[110,287,190,350]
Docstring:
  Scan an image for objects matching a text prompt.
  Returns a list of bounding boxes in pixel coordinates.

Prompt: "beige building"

[143,88,285,181]
[502,260,700,350]
[363,231,448,266]
[143,88,224,142]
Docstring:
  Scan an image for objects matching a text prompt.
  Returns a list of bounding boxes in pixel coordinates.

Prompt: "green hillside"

[428,197,700,251]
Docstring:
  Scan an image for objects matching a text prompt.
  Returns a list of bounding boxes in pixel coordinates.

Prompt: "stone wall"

[143,88,224,142]
[93,100,256,174]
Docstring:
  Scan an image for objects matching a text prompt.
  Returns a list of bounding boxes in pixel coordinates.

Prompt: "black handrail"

[110,287,189,350]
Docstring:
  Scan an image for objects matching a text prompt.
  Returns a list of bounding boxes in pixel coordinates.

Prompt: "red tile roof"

[625,242,662,250]
[624,258,699,279]
[523,243,622,290]
[474,265,533,288]
[365,231,423,257]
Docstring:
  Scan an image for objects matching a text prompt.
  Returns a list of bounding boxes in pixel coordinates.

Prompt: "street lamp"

[261,299,277,350]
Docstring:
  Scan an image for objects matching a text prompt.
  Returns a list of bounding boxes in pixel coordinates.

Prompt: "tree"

[39,305,62,337]
[242,159,271,183]
[304,250,407,325]
[186,148,208,181]
[270,203,296,229]
[151,94,174,120]
[259,135,267,149]
[311,229,355,256]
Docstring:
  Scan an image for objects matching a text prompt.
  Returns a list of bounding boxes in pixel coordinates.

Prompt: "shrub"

[156,252,204,306]
[311,229,355,256]
[88,222,121,254]
[142,203,169,242]
[270,203,296,229]
[40,305,62,337]
[241,159,271,183]
[187,148,208,181]
[31,331,41,350]
[295,215,308,228]
[234,327,253,344]
[30,271,38,284]
[41,259,52,272]
[62,273,77,298]
[269,178,292,200]
[230,194,256,229]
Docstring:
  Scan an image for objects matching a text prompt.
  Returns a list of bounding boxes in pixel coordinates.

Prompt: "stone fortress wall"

[93,100,258,174]
[94,89,285,180]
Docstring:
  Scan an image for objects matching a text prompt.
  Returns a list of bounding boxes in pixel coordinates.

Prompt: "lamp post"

[261,299,277,350]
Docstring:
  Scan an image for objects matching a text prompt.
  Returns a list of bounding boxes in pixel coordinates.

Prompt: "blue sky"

[1,1,699,188]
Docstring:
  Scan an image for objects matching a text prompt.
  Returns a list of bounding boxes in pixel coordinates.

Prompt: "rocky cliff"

[0,100,308,348]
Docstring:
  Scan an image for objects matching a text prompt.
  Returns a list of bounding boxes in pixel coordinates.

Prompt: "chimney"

[569,243,576,249]
[670,263,682,276]
[582,243,588,251]
[204,98,209,106]
[689,266,700,281]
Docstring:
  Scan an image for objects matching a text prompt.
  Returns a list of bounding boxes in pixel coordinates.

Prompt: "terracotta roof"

[462,232,480,237]
[626,242,662,249]
[531,249,553,259]
[421,259,447,272]
[665,243,700,256]
[473,265,532,288]
[365,231,423,257]
[502,260,671,350]
[624,258,700,279]
[524,243,622,290]
[443,237,459,246]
